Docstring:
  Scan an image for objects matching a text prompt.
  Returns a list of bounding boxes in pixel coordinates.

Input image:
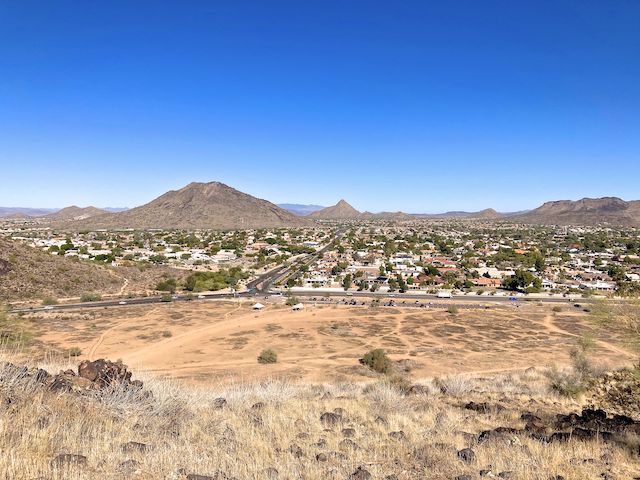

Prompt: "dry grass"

[1,353,639,480]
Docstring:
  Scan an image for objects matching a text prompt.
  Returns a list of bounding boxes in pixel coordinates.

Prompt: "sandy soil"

[30,300,635,384]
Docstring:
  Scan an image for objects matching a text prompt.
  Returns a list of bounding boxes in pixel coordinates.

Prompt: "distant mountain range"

[0,207,127,218]
[306,197,640,226]
[0,207,58,217]
[3,184,639,228]
[277,203,325,216]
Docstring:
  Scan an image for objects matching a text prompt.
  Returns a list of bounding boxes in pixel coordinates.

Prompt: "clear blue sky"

[1,1,639,213]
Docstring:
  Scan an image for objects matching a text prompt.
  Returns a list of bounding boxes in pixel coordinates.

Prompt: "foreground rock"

[1,358,145,397]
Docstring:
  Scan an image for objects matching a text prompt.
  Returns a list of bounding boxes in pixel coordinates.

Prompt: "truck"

[436,290,452,299]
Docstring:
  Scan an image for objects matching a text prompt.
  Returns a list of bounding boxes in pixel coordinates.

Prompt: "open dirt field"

[27,301,635,383]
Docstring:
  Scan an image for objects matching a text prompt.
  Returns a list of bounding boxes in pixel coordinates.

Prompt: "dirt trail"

[541,313,634,359]
[87,305,160,359]
[119,303,247,364]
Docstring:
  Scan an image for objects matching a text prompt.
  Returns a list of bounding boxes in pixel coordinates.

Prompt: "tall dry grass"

[0,354,638,479]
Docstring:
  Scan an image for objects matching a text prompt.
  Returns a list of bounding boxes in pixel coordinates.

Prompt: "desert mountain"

[308,199,361,219]
[278,203,325,216]
[47,206,107,221]
[513,197,640,226]
[73,182,310,230]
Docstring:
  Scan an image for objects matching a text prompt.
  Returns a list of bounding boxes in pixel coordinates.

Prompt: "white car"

[43,306,54,310]
[197,295,206,299]
[118,301,127,305]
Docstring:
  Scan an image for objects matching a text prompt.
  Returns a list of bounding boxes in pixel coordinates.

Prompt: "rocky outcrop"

[0,359,145,397]
[587,369,640,420]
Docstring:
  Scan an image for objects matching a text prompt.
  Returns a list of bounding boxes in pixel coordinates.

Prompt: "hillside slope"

[73,182,310,230]
[0,237,121,301]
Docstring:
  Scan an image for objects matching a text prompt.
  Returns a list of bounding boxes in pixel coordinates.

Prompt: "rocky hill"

[0,237,121,301]
[308,200,361,219]
[467,208,504,220]
[47,206,108,221]
[513,197,640,226]
[72,182,310,230]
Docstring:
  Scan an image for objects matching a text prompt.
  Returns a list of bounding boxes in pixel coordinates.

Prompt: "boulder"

[457,448,476,463]
[351,466,372,480]
[320,412,341,426]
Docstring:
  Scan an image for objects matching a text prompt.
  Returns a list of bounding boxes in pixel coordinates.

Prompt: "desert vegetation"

[2,354,640,479]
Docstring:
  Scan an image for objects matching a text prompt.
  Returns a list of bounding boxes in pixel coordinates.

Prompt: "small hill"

[75,182,309,230]
[513,197,640,226]
[0,237,121,301]
[47,206,107,221]
[308,200,361,219]
[468,208,503,220]
[277,203,325,216]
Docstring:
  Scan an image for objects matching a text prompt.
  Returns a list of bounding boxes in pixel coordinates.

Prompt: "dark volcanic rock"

[351,466,372,480]
[320,411,341,426]
[457,448,476,463]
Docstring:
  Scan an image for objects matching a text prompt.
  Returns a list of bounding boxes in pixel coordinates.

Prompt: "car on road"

[118,301,127,305]
[43,306,54,310]
[197,295,206,299]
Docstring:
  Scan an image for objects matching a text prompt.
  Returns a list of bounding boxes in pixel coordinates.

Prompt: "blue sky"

[1,1,639,213]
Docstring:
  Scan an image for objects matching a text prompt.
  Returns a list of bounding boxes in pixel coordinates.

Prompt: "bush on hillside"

[360,349,392,374]
[258,349,278,364]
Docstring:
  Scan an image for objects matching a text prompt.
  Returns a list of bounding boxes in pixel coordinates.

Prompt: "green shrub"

[546,335,599,398]
[360,348,392,374]
[552,306,563,313]
[162,330,172,338]
[80,293,101,302]
[160,294,173,302]
[258,348,278,364]
[67,347,82,357]
[156,277,177,292]
[41,297,58,306]
[447,306,459,315]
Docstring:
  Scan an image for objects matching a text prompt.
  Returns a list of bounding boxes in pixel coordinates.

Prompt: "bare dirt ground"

[27,301,635,384]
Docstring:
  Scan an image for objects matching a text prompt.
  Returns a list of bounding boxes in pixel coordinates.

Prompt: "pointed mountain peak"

[308,199,361,219]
